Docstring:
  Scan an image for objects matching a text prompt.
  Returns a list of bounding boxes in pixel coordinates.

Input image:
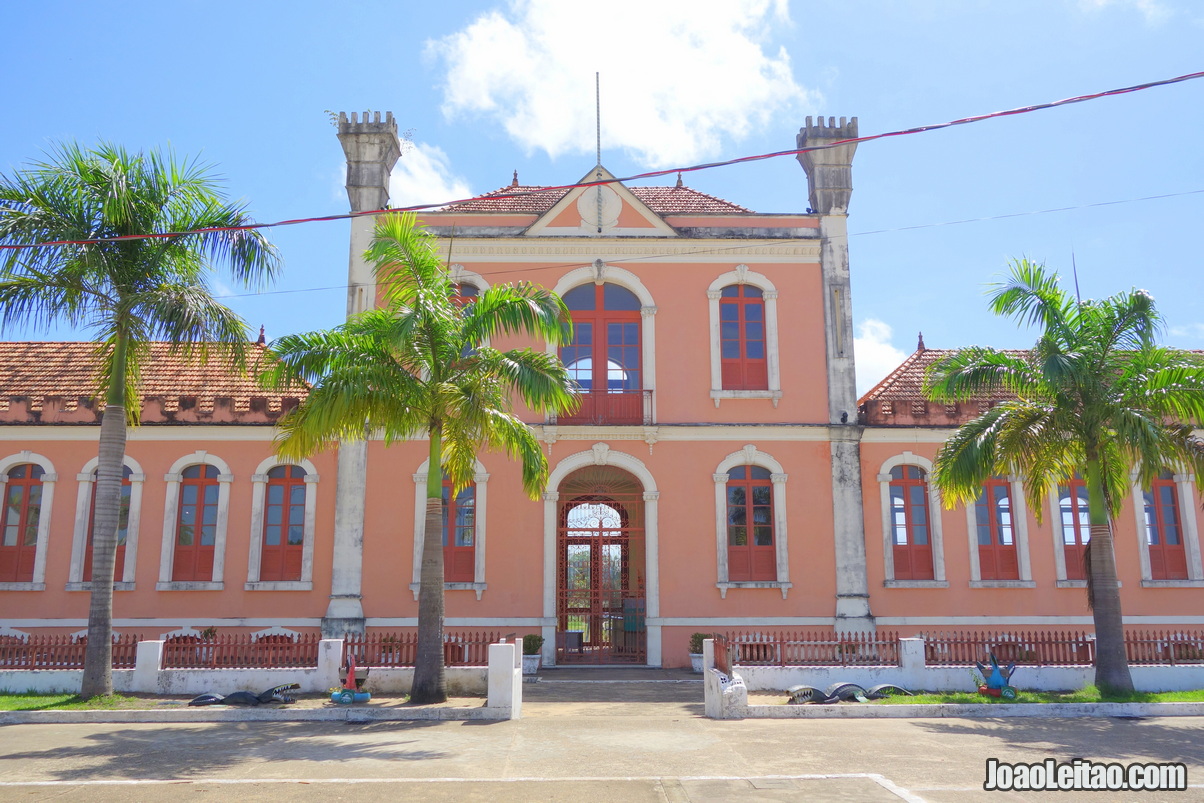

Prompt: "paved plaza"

[1,672,1202,801]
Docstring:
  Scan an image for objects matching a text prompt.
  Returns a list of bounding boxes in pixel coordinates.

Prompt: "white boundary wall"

[704,638,1204,719]
[0,639,523,720]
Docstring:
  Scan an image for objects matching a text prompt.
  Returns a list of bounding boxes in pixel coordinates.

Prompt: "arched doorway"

[556,466,646,664]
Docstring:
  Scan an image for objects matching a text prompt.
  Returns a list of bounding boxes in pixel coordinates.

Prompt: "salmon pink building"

[2,112,1201,668]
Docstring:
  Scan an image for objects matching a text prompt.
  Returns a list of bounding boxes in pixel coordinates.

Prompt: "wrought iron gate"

[556,467,646,664]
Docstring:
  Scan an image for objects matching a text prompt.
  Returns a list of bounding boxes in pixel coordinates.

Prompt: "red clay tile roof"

[438,183,753,215]
[858,348,1026,407]
[439,185,569,215]
[630,186,753,214]
[0,342,300,415]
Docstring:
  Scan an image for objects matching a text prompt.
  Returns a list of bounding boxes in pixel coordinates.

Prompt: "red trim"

[976,478,1019,581]
[83,469,131,583]
[443,479,475,583]
[172,466,219,582]
[1059,477,1089,581]
[726,468,775,582]
[1146,476,1188,580]
[260,466,306,582]
[719,286,768,390]
[889,466,934,581]
[560,284,643,425]
[1,465,42,583]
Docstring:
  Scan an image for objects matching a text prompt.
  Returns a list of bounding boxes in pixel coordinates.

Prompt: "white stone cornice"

[432,240,821,263]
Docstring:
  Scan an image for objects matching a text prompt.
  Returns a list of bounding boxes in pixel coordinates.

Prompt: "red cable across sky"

[2,69,1202,252]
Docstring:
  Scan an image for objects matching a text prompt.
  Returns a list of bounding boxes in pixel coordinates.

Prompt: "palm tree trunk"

[1085,460,1134,694]
[81,335,129,698]
[411,424,447,704]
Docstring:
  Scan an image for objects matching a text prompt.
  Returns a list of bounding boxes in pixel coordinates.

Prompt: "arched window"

[1145,471,1187,580]
[726,466,775,581]
[975,477,1018,581]
[411,460,489,598]
[451,281,479,307]
[719,285,767,390]
[1058,475,1090,582]
[713,446,790,596]
[261,465,307,582]
[83,465,133,582]
[2,464,43,583]
[246,458,317,590]
[173,465,219,582]
[443,477,476,583]
[889,465,934,580]
[559,282,644,424]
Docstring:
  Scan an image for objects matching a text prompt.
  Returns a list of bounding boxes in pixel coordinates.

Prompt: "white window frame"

[245,456,319,591]
[549,261,657,424]
[878,452,947,588]
[963,475,1034,588]
[410,458,490,600]
[67,455,145,591]
[449,264,490,296]
[713,444,791,598]
[0,450,57,591]
[157,451,232,591]
[707,265,782,406]
[1047,482,1089,588]
[1129,472,1204,587]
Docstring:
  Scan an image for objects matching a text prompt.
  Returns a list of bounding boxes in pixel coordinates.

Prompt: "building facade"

[1,112,1200,667]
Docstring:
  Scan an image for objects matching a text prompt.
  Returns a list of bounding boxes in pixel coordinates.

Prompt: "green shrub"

[522,634,544,655]
[689,632,710,654]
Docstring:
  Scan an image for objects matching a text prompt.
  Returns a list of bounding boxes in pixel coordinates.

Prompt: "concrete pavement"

[0,669,1202,801]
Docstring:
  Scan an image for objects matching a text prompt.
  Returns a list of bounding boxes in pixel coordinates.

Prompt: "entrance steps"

[522,666,703,710]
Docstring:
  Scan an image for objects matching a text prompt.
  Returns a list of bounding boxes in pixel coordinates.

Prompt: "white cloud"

[1169,323,1204,340]
[426,0,818,167]
[854,319,908,397]
[1077,0,1173,24]
[388,143,474,209]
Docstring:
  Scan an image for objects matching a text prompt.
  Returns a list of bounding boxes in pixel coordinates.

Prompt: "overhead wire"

[208,186,1204,300]
[2,69,1203,253]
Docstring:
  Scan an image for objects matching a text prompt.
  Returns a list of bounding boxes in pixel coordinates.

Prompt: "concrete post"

[316,638,344,692]
[132,640,164,693]
[798,117,874,631]
[323,112,402,637]
[487,642,522,719]
[898,637,926,689]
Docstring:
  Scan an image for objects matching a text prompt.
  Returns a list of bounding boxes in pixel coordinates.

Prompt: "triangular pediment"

[525,166,678,237]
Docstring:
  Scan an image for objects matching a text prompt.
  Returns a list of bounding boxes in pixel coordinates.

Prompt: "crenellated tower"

[324,111,402,638]
[337,111,402,319]
[798,116,873,632]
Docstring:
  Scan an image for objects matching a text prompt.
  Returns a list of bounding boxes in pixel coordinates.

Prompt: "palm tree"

[0,142,279,697]
[260,212,576,704]
[924,259,1204,693]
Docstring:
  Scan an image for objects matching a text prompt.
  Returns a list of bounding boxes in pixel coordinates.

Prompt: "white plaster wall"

[728,664,1204,694]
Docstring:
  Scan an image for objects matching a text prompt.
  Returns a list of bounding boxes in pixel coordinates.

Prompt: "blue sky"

[3,0,1203,393]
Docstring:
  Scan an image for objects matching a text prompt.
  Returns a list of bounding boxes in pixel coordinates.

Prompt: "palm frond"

[460,283,574,346]
[988,258,1076,338]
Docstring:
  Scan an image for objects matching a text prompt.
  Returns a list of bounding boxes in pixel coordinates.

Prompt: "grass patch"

[871,686,1204,705]
[0,693,151,711]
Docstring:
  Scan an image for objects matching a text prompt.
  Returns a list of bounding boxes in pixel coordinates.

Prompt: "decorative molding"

[435,242,822,261]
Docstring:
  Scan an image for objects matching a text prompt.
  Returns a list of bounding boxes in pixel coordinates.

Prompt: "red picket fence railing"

[721,630,901,667]
[343,631,500,668]
[921,630,1095,666]
[713,634,731,674]
[161,633,321,669]
[0,633,141,669]
[1124,629,1204,665]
